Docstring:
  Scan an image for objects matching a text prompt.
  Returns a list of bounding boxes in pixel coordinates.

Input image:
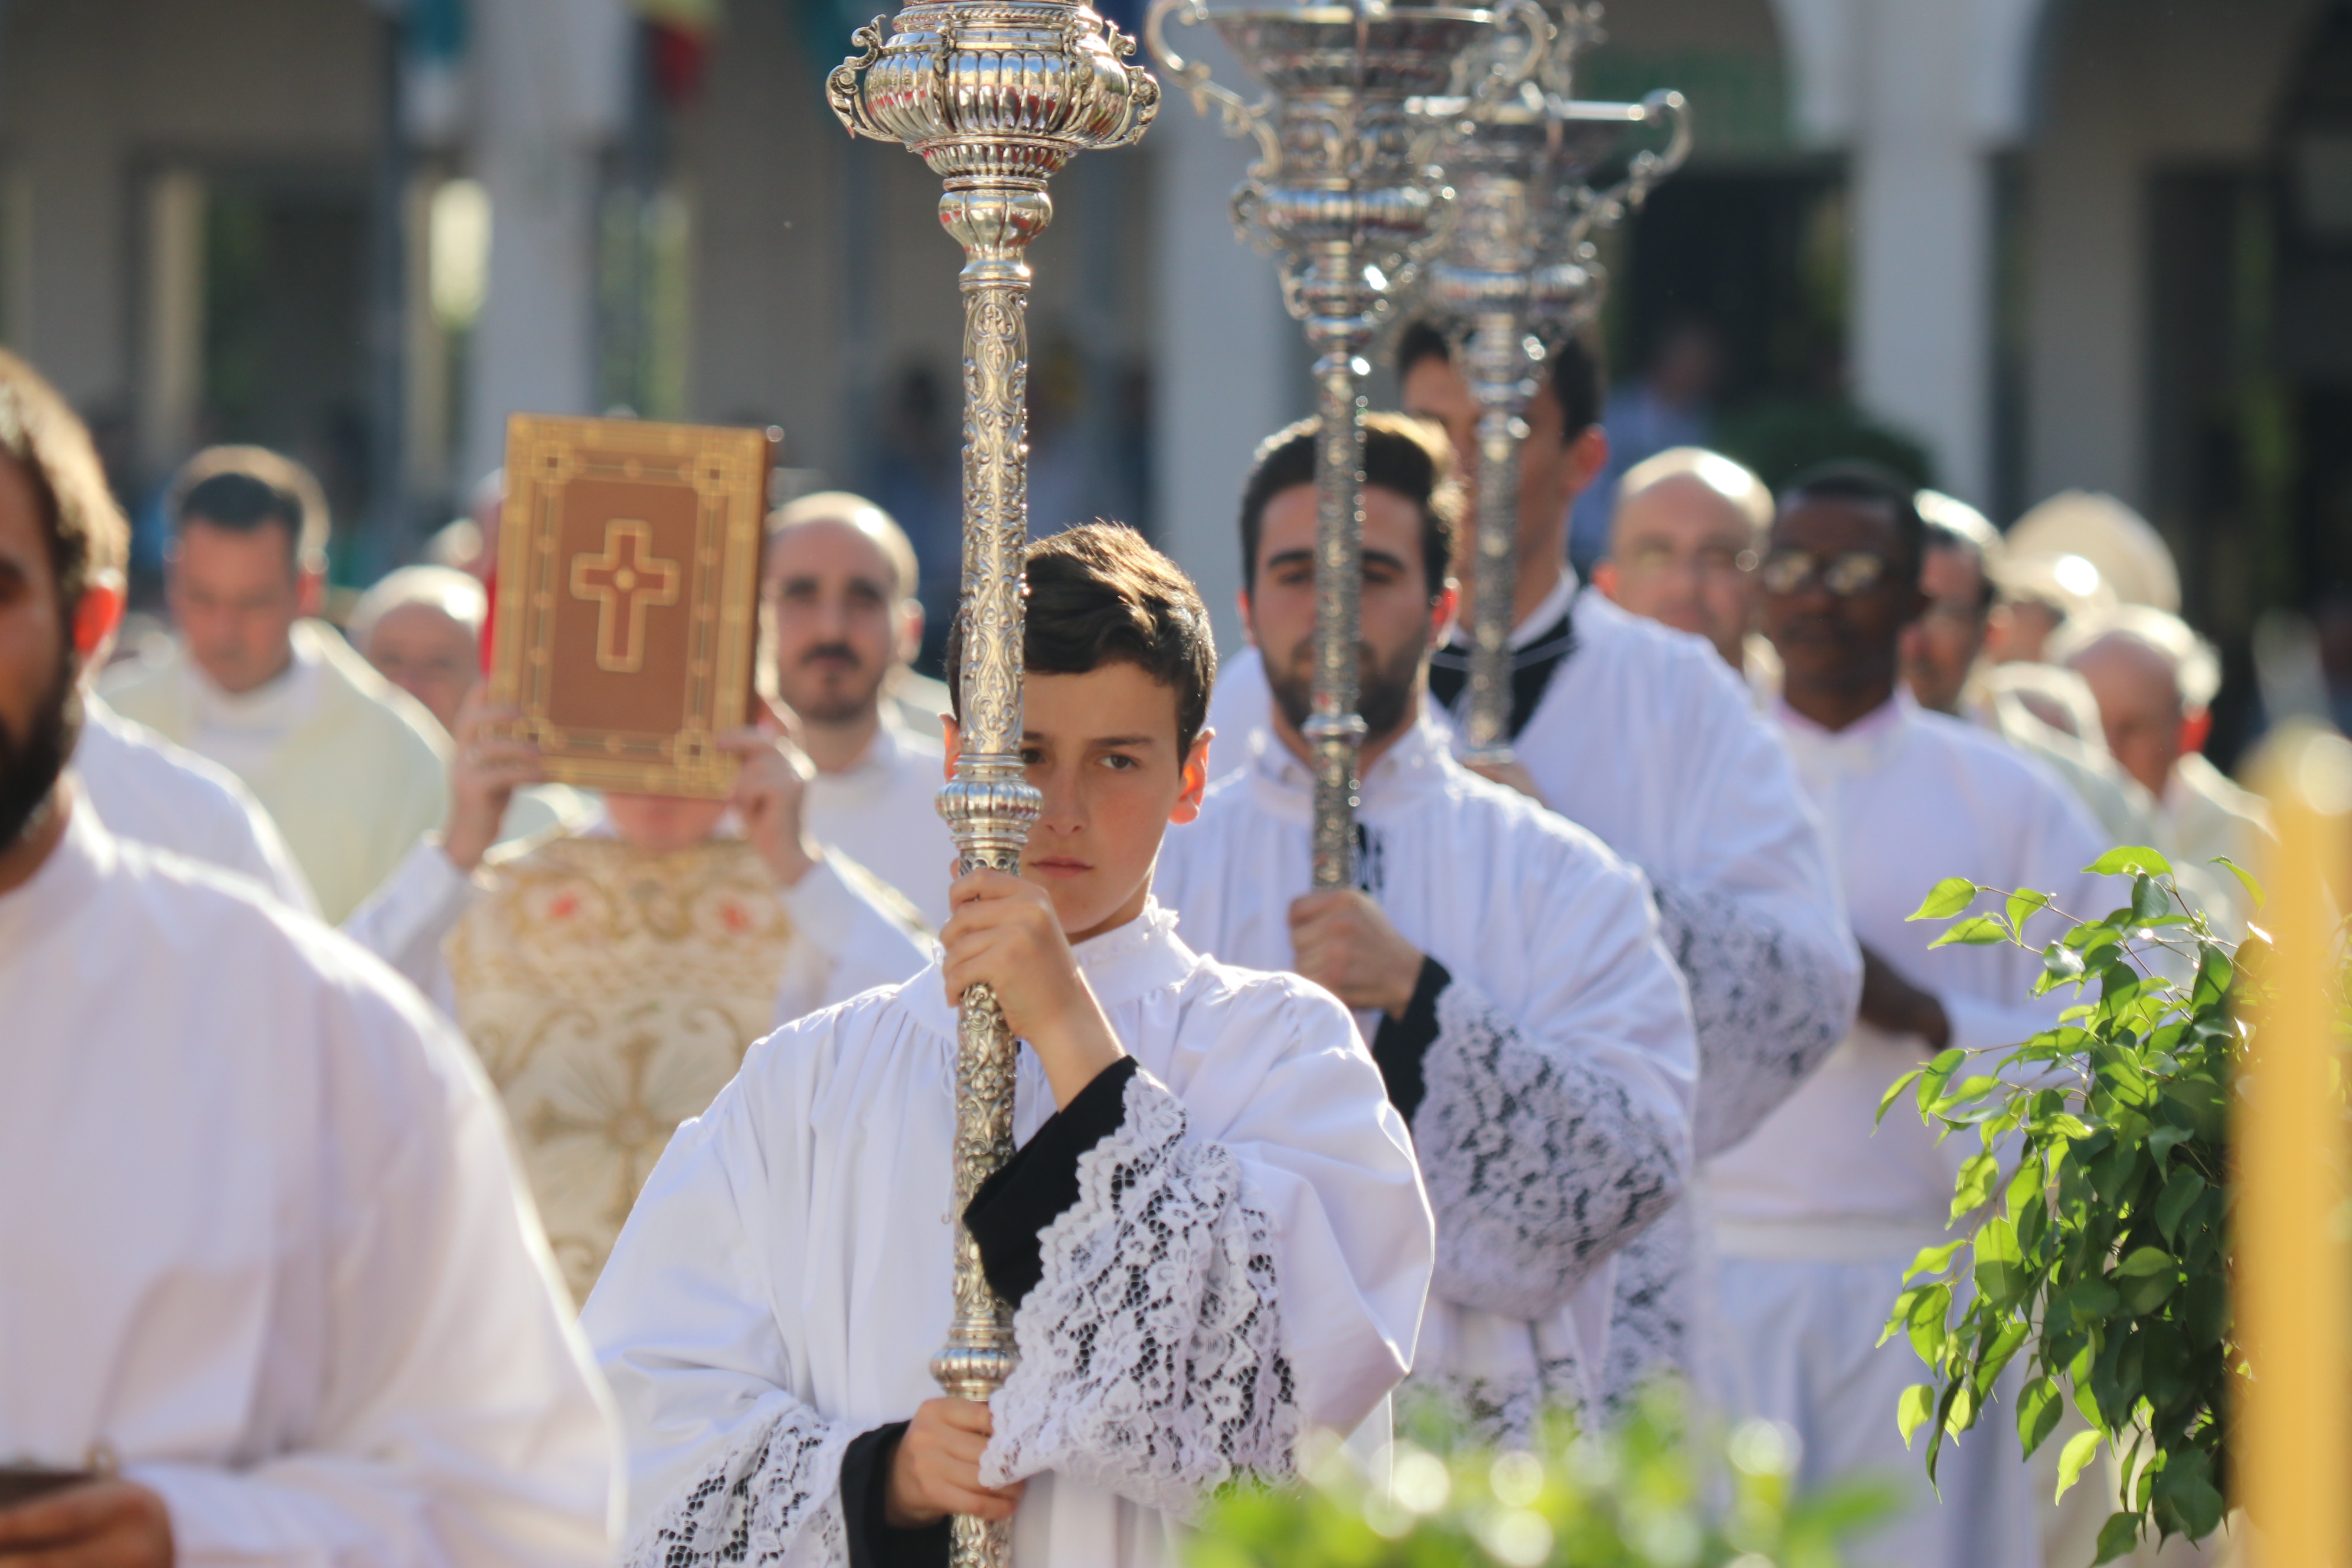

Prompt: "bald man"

[351,564,488,736]
[763,491,958,927]
[1592,446,1772,682]
[2057,608,2269,914]
[351,562,592,847]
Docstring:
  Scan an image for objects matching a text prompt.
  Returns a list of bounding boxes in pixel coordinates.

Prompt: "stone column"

[460,0,632,488]
[1148,58,1302,654]
[1847,0,1994,504]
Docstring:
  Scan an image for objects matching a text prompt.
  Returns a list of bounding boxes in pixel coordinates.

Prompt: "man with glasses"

[1590,446,1776,697]
[1710,462,2106,1568]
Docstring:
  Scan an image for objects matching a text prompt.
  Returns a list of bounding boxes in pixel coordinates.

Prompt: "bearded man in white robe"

[1159,414,1697,1430]
[1207,333,1859,1403]
[344,686,931,1301]
[1713,462,2110,1568]
[0,349,615,1568]
[583,524,1434,1568]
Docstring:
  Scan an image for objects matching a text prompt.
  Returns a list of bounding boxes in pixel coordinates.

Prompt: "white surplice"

[1705,692,2109,1568]
[342,811,930,1024]
[0,797,615,1568]
[1204,576,1857,1397]
[802,707,958,930]
[1151,718,1696,1428]
[582,902,1433,1568]
[71,693,317,914]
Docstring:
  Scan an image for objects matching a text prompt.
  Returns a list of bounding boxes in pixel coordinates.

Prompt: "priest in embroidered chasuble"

[346,417,932,1300]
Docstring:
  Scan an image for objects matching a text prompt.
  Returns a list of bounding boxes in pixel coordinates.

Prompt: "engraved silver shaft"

[1307,337,1369,889]
[829,11,1154,1563]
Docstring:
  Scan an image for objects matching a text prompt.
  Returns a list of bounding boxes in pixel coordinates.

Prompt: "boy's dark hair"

[1779,459,1928,579]
[169,445,331,573]
[1393,319,1604,446]
[944,522,1217,759]
[0,350,127,625]
[1236,413,1464,600]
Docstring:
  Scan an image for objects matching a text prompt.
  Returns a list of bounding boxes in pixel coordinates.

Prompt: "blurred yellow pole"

[2237,723,2352,1568]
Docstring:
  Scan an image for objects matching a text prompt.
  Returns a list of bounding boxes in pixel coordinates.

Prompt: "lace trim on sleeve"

[624,1401,854,1568]
[1651,884,1854,1159]
[981,1070,1298,1518]
[1415,978,1683,1323]
[1600,1200,1696,1409]
[1404,1353,1594,1452]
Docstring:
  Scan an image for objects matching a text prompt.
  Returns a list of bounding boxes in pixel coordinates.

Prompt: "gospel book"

[491,414,772,798]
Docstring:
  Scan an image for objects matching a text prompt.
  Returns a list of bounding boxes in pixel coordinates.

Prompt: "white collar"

[1774,688,1916,773]
[1243,709,1457,824]
[184,623,324,732]
[1508,568,1579,649]
[901,897,1199,1041]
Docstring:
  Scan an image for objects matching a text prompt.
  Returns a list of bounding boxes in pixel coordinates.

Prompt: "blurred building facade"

[0,0,2344,659]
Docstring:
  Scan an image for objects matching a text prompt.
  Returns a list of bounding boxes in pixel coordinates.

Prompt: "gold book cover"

[491,414,772,798]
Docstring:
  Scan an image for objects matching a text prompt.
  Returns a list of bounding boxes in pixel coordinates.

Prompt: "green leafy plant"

[1186,1389,1887,1567]
[1881,847,2260,1564]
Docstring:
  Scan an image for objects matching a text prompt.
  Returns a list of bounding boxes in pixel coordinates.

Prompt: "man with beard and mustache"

[1200,333,1858,1409]
[763,491,956,929]
[1153,413,1697,1432]
[0,350,617,1568]
[1710,462,2106,1568]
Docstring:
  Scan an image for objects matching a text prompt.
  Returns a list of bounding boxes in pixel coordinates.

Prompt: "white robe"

[802,708,958,930]
[0,797,615,1568]
[1705,692,2109,1568]
[1152,718,1696,1427]
[1205,576,1857,1396]
[342,812,930,1024]
[582,902,1433,1568]
[102,620,452,923]
[72,693,317,913]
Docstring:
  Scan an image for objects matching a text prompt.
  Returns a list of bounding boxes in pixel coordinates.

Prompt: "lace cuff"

[624,1400,856,1568]
[966,1057,1141,1308]
[1415,976,1683,1322]
[1600,1200,1696,1407]
[1651,884,1854,1159]
[981,1070,1298,1518]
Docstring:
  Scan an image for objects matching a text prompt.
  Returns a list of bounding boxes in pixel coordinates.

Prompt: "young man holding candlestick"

[584,524,1435,1568]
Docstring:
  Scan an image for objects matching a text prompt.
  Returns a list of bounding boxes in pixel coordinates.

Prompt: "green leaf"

[1951,1152,2001,1220]
[2154,1168,2207,1242]
[2056,1429,2103,1500]
[2145,1123,2194,1165]
[2116,1246,2177,1277]
[1897,1383,1938,1448]
[1931,914,2011,948]
[1910,876,1980,920]
[1904,1239,1968,1282]
[1974,1219,2026,1306]
[2210,854,2264,910]
[1936,1074,2003,1109]
[2086,845,2175,878]
[1906,1283,1953,1367]
[1879,1067,1927,1125]
[2131,873,2169,923]
[2042,943,2088,984]
[2094,1511,2142,1564]
[2006,887,2053,929]
[2019,1376,2064,1458]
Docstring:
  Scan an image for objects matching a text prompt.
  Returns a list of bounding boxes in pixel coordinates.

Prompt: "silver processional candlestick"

[1147,0,1544,888]
[1419,1,1688,758]
[829,13,1155,1567]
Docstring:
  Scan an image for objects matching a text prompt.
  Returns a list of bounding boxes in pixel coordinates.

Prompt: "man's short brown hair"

[944,522,1217,757]
[0,349,128,623]
[169,445,331,573]
[1238,412,1464,600]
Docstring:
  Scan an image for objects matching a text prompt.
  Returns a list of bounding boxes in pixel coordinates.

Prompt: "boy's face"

[945,661,1210,943]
